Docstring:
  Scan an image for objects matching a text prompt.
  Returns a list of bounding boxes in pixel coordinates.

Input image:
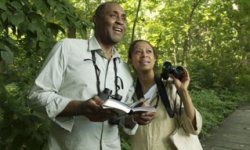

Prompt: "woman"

[129,40,202,150]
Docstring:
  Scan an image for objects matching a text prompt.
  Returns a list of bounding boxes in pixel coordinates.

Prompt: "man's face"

[95,3,126,45]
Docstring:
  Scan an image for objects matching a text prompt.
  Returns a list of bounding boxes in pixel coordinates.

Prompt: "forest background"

[0,0,249,149]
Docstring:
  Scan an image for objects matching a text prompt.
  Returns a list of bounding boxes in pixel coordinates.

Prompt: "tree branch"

[182,0,202,65]
[131,0,142,43]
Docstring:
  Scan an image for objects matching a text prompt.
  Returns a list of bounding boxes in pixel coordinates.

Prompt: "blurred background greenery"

[0,0,249,149]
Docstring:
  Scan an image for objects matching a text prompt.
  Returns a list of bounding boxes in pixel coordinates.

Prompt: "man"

[29,2,148,150]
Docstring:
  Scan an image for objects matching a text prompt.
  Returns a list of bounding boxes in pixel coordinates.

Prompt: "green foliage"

[191,89,248,139]
[0,0,88,149]
[191,90,231,137]
[0,76,50,149]
[119,127,131,150]
[0,0,249,149]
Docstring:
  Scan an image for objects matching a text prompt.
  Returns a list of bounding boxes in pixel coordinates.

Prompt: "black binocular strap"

[113,58,123,97]
[91,51,101,94]
[154,77,174,118]
[91,51,122,97]
[135,77,174,118]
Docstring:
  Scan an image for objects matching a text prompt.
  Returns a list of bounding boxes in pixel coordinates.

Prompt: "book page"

[102,99,131,114]
[132,106,156,113]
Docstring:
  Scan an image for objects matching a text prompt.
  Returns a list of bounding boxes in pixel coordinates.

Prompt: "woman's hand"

[134,111,155,125]
[171,68,197,124]
[171,67,190,92]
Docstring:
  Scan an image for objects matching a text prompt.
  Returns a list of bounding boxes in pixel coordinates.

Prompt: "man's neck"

[95,36,114,60]
[99,43,113,60]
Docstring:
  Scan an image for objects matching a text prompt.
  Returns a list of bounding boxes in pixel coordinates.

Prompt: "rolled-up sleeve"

[180,109,202,135]
[169,81,202,135]
[122,122,138,135]
[28,40,74,132]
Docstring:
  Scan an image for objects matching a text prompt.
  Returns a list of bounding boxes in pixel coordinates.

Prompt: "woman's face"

[130,41,156,73]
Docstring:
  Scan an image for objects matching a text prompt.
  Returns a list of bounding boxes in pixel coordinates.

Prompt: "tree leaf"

[0,43,14,65]
[1,11,8,22]
[46,22,65,35]
[0,0,7,11]
[10,12,25,26]
[28,22,41,33]
[9,1,22,10]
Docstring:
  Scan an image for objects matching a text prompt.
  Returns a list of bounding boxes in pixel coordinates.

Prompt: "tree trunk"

[0,59,4,74]
[131,0,142,43]
[181,0,202,65]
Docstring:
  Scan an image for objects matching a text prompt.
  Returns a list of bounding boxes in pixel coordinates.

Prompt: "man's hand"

[80,96,116,122]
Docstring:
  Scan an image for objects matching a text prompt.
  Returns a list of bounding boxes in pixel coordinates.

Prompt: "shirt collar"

[144,84,157,103]
[88,36,121,59]
[88,36,102,51]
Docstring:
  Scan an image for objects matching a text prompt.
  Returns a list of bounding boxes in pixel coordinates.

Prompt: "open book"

[102,99,156,115]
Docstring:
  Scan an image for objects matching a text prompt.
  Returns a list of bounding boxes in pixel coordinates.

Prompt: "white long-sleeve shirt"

[29,37,136,150]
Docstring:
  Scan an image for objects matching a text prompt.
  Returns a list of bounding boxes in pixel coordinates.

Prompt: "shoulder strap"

[135,76,175,118]
[154,77,175,118]
[91,51,101,94]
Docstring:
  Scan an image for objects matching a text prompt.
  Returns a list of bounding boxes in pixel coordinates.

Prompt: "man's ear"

[127,58,132,64]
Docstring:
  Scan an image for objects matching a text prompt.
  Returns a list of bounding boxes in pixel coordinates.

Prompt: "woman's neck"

[137,70,155,94]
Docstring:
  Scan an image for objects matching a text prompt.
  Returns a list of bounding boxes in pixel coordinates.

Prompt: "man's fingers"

[92,96,103,105]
